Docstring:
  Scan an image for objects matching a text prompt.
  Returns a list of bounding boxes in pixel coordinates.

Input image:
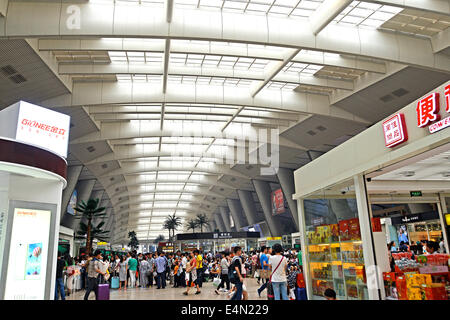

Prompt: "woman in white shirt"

[268,243,288,300]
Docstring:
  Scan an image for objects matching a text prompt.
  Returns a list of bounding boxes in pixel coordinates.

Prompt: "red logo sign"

[20,118,67,139]
[416,92,440,128]
[445,84,450,113]
[382,113,408,148]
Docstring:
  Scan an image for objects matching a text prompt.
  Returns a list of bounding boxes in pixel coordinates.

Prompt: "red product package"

[339,220,350,241]
[348,218,361,240]
[396,276,408,300]
[424,285,447,300]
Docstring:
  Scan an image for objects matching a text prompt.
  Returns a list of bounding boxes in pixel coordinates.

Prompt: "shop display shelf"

[312,277,333,282]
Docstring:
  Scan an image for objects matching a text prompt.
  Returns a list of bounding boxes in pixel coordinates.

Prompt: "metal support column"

[252,179,284,236]
[277,167,299,228]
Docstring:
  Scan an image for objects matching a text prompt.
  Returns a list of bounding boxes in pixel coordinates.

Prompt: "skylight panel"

[333,1,403,28]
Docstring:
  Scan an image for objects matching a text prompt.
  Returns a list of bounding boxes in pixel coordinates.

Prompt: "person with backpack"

[268,243,288,300]
[229,246,244,300]
[83,250,105,300]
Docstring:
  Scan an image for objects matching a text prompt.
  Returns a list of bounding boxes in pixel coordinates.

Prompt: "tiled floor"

[67,277,268,300]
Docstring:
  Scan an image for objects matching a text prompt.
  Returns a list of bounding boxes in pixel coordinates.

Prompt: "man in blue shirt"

[155,252,167,289]
[257,246,270,297]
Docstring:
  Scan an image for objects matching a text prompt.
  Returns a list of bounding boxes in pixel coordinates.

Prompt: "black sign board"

[391,211,439,225]
[175,231,260,241]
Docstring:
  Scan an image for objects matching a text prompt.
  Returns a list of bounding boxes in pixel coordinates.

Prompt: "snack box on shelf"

[348,218,361,240]
[396,275,408,300]
[405,273,432,288]
[406,287,423,300]
[330,224,339,242]
[422,283,448,300]
[339,220,350,241]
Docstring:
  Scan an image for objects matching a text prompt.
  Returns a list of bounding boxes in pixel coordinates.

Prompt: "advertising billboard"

[271,188,286,215]
[15,101,71,158]
[4,208,51,300]
[67,190,77,215]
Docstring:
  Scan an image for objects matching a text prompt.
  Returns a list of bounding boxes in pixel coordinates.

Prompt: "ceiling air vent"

[87,146,96,153]
[9,74,27,84]
[101,163,108,169]
[380,94,394,103]
[230,177,236,182]
[316,126,327,131]
[219,188,224,191]
[110,177,115,182]
[1,65,17,76]
[307,130,316,136]
[392,88,409,97]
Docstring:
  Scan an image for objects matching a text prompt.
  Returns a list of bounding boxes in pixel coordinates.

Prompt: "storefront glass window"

[303,179,368,300]
[0,172,10,274]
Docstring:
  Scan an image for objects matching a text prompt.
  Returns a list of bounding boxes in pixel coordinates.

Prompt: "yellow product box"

[406,273,431,288]
[406,288,423,300]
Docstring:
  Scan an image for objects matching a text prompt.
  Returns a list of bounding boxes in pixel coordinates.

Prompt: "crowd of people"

[387,238,447,272]
[54,245,305,301]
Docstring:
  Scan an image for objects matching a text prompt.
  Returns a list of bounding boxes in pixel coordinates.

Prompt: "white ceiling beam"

[25,39,73,92]
[106,177,242,196]
[3,2,448,72]
[310,0,352,35]
[364,0,450,15]
[40,83,368,124]
[69,125,302,146]
[58,63,354,91]
[367,180,450,193]
[165,0,174,23]
[39,39,386,74]
[88,106,300,121]
[330,62,407,105]
[162,39,170,94]
[98,163,253,180]
[0,0,8,17]
[431,27,450,54]
[250,49,300,97]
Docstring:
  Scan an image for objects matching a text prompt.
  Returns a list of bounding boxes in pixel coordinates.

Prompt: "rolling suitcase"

[97,283,110,300]
[111,276,119,289]
[295,287,307,300]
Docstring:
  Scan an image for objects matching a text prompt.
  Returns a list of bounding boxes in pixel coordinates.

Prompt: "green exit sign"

[410,191,422,197]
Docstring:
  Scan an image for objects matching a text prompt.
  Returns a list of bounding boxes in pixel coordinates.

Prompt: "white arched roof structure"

[1,0,448,243]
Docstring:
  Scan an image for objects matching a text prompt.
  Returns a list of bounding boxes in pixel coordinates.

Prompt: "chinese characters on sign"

[15,101,71,158]
[416,92,440,127]
[416,85,450,134]
[213,232,232,239]
[382,113,408,148]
